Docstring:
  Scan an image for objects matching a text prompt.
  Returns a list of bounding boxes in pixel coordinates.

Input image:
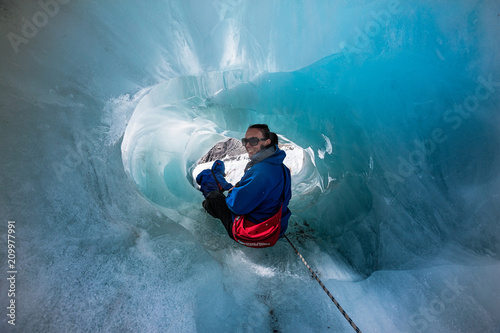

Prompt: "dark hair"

[269,132,278,146]
[248,124,270,139]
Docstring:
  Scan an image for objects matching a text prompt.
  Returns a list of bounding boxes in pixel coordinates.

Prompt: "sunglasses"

[241,137,268,146]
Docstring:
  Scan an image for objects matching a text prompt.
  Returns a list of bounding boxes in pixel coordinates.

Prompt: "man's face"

[244,128,270,158]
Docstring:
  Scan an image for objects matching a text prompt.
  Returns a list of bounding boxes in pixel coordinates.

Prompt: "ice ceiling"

[1,1,499,332]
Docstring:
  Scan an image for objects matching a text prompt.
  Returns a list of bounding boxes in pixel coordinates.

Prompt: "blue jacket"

[226,148,292,237]
[196,160,233,197]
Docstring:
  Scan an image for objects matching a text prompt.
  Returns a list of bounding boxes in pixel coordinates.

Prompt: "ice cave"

[1,0,499,332]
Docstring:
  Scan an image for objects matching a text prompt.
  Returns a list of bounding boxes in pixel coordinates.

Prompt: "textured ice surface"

[1,0,499,332]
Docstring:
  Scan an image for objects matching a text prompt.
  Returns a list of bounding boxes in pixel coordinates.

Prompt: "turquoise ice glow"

[1,1,499,332]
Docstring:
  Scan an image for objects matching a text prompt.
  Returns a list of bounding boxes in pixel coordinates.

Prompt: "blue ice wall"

[1,1,499,332]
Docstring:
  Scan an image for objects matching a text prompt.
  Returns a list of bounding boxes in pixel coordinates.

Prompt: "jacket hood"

[261,147,286,165]
[211,160,225,174]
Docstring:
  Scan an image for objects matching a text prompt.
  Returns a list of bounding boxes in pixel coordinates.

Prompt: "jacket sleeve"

[195,172,203,185]
[226,169,269,215]
[216,174,233,190]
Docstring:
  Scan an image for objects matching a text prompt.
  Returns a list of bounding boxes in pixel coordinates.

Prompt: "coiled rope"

[284,234,362,333]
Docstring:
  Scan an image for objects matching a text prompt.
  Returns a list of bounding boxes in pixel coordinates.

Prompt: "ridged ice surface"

[1,1,499,332]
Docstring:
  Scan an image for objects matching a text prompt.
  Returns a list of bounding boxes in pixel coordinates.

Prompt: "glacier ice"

[1,0,499,332]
